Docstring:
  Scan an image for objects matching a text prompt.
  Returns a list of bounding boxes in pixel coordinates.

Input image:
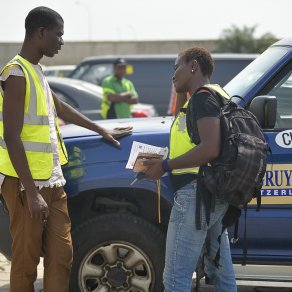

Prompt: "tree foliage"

[215,25,277,53]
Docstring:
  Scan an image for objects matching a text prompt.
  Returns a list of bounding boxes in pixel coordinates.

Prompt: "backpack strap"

[214,225,225,268]
[242,207,248,266]
[195,187,202,230]
[256,190,261,212]
[230,219,239,244]
[196,168,214,229]
[213,205,242,267]
[195,86,227,108]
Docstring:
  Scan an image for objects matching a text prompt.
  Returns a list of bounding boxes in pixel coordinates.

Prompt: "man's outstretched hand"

[101,126,133,147]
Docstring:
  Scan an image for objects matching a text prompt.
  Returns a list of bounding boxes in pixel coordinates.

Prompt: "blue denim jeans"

[163,183,237,292]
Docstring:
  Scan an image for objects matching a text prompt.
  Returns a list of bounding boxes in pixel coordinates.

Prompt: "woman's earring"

[191,69,194,73]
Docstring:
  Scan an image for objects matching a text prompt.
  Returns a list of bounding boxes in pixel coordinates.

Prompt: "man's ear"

[38,27,45,39]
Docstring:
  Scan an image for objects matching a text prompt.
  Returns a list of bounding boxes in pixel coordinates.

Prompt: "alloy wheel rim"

[78,241,153,291]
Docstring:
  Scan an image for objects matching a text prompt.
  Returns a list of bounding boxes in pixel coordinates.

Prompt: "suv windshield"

[224,47,290,97]
[70,63,113,85]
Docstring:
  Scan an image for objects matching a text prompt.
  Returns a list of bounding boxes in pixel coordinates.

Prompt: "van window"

[73,63,113,85]
[71,64,90,79]
[224,47,290,98]
[268,69,292,129]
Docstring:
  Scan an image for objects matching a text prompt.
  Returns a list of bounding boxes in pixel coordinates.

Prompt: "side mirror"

[248,95,277,129]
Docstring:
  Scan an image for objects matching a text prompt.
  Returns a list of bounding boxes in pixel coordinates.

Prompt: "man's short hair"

[113,58,127,67]
[25,6,63,37]
[180,47,214,78]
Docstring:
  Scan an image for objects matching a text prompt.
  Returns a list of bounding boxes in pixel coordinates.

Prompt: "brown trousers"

[1,176,73,292]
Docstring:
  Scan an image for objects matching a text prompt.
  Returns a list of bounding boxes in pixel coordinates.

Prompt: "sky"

[1,0,291,42]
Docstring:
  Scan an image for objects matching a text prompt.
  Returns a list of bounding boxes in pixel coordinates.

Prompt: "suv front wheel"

[70,213,165,292]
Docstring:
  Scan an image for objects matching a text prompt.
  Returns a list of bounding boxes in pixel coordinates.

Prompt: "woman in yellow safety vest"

[142,47,237,292]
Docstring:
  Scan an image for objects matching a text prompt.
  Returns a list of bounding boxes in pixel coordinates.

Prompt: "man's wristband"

[162,159,172,172]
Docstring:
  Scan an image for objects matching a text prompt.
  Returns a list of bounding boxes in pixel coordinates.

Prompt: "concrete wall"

[0,40,217,67]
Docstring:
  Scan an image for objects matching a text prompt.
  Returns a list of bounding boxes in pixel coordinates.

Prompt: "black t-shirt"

[170,91,221,191]
[186,91,221,145]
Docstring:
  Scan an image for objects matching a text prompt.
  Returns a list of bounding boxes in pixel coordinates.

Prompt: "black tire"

[70,213,165,292]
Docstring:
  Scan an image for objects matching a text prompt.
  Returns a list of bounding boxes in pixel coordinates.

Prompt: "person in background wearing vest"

[101,58,138,119]
[141,47,237,291]
[0,7,132,292]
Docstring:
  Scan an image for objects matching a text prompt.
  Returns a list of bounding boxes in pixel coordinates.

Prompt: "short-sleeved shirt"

[102,75,138,119]
[186,91,221,145]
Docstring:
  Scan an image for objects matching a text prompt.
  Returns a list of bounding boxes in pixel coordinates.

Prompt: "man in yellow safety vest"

[0,6,132,292]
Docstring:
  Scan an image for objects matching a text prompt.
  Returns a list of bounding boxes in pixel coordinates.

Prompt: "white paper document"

[126,141,168,170]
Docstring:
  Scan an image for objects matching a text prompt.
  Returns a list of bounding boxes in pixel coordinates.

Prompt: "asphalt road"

[193,264,292,292]
[1,253,292,292]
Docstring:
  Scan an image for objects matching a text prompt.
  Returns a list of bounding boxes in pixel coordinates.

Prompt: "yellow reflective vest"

[0,55,68,180]
[169,84,229,175]
[101,86,115,119]
[169,99,199,175]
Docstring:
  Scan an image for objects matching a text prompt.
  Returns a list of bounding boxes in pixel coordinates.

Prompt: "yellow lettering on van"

[126,65,134,75]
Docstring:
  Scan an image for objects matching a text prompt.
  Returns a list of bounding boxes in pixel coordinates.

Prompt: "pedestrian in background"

[101,58,138,119]
[0,6,132,292]
[142,47,237,292]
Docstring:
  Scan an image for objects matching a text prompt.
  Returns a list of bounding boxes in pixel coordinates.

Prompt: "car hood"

[61,116,173,139]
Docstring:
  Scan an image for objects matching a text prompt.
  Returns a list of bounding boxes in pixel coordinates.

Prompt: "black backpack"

[200,88,266,205]
[187,86,267,211]
[187,86,268,263]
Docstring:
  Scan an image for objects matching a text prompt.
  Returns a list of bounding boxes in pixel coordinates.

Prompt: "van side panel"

[126,60,174,115]
[212,59,254,86]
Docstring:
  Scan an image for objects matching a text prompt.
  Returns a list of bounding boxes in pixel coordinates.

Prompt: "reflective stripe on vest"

[16,59,50,124]
[0,112,49,125]
[101,87,115,119]
[169,100,199,175]
[0,55,68,179]
[0,137,52,152]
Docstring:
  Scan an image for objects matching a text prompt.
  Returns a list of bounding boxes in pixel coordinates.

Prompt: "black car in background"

[69,54,257,115]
